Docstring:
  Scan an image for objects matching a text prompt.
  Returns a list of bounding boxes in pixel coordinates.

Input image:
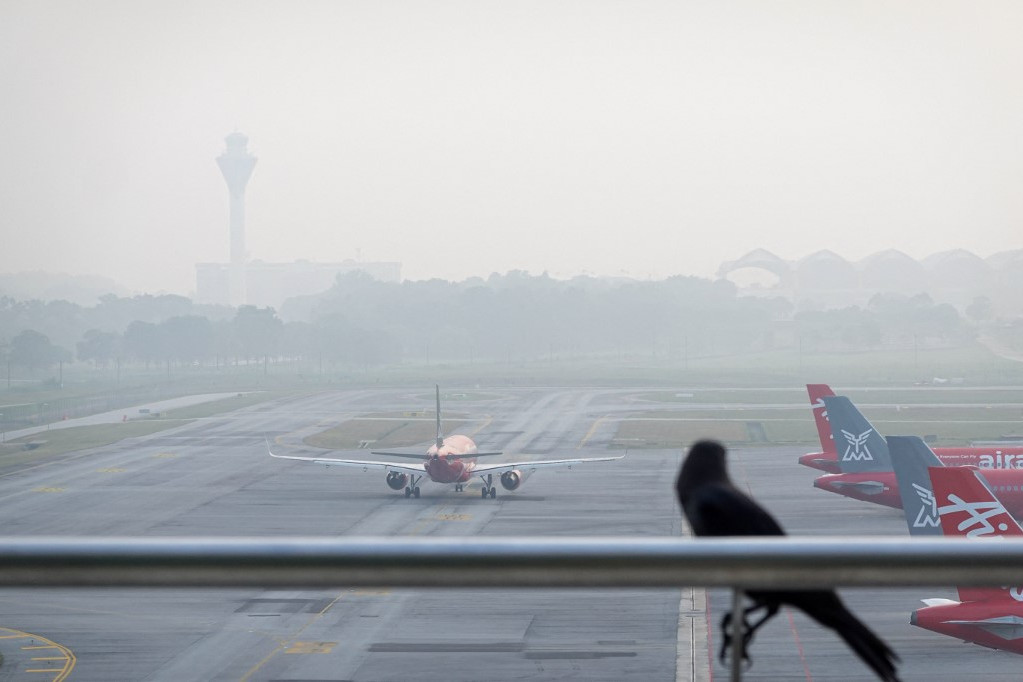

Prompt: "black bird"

[676,440,900,682]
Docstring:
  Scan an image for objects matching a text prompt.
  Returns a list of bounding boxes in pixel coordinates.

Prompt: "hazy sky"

[2,1,1021,295]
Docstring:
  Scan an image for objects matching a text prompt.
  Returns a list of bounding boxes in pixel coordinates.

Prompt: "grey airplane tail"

[821,396,891,473]
[888,436,943,536]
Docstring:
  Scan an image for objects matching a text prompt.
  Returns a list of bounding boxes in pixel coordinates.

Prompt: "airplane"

[797,384,1023,473]
[811,395,1023,516]
[889,436,1023,655]
[268,385,624,499]
[797,383,839,472]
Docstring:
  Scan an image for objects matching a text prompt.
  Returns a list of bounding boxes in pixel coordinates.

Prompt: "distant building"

[718,248,1023,315]
[197,132,401,309]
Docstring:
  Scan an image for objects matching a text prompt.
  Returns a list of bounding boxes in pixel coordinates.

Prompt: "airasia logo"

[812,398,833,442]
[979,452,1023,469]
[938,494,1011,538]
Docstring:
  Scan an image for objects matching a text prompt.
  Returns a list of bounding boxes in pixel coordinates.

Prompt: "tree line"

[0,271,979,375]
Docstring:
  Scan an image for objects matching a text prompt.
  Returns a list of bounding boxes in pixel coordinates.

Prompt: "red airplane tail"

[929,466,1023,603]
[806,384,837,454]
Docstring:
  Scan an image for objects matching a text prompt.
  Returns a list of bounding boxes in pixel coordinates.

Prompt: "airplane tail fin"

[888,436,943,536]
[435,384,444,450]
[806,384,837,454]
[929,465,1023,602]
[821,396,891,473]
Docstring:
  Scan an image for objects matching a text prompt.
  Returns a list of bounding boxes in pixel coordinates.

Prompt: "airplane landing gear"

[454,483,464,492]
[404,475,423,499]
[478,473,497,499]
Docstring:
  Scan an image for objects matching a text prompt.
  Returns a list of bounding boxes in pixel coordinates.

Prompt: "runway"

[0,387,1019,680]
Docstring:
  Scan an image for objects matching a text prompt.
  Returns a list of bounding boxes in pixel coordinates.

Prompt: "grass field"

[611,402,1023,449]
[0,390,292,474]
[6,340,1022,403]
[304,416,468,450]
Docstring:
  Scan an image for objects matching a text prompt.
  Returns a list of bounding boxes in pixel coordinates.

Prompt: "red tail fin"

[929,466,1023,602]
[806,384,837,454]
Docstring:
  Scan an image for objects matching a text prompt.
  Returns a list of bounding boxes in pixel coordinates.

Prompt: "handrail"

[0,535,1020,588]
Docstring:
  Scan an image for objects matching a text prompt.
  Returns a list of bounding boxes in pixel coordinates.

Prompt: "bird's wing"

[684,484,786,537]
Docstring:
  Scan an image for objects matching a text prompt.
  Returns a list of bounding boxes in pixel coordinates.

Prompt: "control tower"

[216,132,257,305]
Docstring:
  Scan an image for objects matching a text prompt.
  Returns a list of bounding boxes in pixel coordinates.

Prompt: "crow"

[676,440,900,682]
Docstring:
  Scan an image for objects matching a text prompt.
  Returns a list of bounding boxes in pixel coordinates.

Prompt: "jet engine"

[500,470,525,491]
[386,471,409,491]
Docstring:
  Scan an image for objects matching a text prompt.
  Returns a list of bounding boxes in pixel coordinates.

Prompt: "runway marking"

[577,416,609,449]
[469,415,493,438]
[436,513,471,521]
[153,452,176,458]
[0,627,76,681]
[284,641,337,654]
[96,468,125,473]
[239,593,343,682]
[33,487,64,493]
[785,609,813,681]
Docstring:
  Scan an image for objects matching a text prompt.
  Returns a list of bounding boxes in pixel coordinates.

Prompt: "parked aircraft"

[811,395,1023,516]
[797,384,1023,473]
[889,436,1023,655]
[798,384,839,472]
[268,386,624,499]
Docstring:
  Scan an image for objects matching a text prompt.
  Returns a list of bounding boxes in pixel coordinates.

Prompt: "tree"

[9,329,66,373]
[123,321,163,366]
[161,316,214,364]
[77,329,122,367]
[233,306,283,360]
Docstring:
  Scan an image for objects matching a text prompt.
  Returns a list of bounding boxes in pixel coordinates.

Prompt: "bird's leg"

[718,611,734,663]
[719,602,778,667]
[740,603,779,653]
[718,607,755,665]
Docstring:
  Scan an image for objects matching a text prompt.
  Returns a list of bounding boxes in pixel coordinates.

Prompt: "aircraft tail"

[929,465,1023,602]
[435,384,444,450]
[821,396,891,473]
[888,436,943,536]
[806,384,837,454]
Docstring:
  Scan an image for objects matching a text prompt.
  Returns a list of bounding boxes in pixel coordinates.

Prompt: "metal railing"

[1,535,1016,682]
[0,535,1019,587]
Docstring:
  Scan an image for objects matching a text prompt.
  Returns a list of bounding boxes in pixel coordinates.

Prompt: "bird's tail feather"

[814,608,900,682]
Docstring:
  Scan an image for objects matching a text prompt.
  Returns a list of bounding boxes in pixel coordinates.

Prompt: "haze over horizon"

[2,2,1021,296]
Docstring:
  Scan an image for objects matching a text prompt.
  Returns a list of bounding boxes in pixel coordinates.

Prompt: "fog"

[1,1,1021,296]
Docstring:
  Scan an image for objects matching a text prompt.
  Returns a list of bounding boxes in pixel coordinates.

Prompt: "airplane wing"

[267,439,426,473]
[369,451,431,459]
[370,450,504,459]
[473,454,625,473]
